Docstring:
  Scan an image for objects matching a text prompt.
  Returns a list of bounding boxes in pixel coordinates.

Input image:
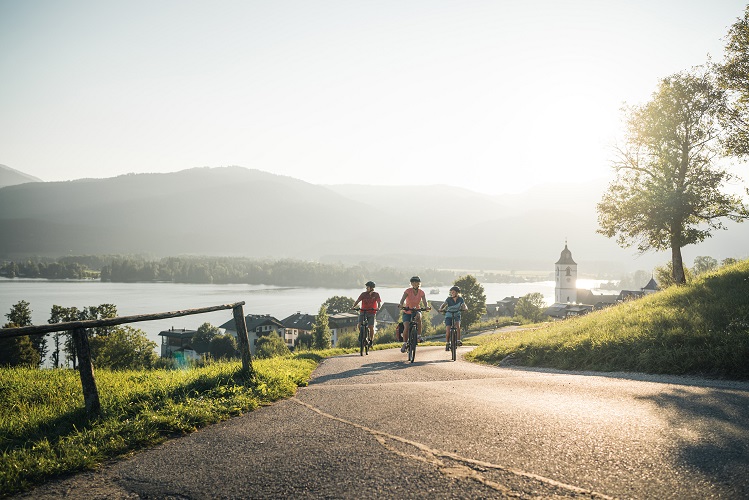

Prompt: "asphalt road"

[19,344,749,499]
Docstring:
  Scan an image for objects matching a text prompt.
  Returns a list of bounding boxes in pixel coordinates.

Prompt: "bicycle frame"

[403,307,426,363]
[449,320,458,361]
[355,308,375,356]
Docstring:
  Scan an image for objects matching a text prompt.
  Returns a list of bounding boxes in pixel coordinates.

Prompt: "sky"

[1,0,746,195]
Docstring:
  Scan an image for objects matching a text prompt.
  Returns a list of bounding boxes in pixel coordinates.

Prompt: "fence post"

[232,304,255,377]
[72,327,101,417]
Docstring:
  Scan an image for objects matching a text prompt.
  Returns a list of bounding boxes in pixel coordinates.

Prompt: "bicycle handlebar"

[352,307,378,313]
[400,306,430,312]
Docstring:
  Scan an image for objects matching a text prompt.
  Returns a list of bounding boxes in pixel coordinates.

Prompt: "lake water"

[0,278,610,355]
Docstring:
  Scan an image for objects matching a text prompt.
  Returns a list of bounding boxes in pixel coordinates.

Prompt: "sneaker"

[457,340,463,347]
[445,342,450,351]
[401,342,408,353]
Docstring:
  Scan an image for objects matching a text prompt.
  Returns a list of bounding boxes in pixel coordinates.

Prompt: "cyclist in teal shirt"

[438,286,468,351]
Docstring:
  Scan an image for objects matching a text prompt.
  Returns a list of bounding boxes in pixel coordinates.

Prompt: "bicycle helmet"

[410,276,421,283]
[365,280,376,288]
[450,286,460,293]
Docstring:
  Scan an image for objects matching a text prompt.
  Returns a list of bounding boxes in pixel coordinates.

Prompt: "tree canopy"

[322,295,355,314]
[452,275,486,330]
[192,322,219,354]
[1,301,39,367]
[718,5,749,157]
[597,68,748,284]
[515,293,546,323]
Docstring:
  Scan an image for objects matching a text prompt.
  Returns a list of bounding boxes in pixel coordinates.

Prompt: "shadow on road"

[309,358,454,385]
[635,387,749,493]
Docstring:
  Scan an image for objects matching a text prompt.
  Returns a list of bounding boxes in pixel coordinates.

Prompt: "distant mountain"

[1,166,747,274]
[0,164,42,188]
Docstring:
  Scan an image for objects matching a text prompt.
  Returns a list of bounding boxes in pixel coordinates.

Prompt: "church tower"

[555,242,577,303]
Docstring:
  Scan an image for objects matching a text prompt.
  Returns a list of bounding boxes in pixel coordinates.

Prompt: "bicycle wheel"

[409,324,417,363]
[450,326,457,361]
[359,325,366,356]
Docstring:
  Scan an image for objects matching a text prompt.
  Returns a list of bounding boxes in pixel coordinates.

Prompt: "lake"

[0,278,611,356]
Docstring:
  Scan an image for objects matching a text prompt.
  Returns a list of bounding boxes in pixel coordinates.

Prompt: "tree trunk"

[671,245,686,285]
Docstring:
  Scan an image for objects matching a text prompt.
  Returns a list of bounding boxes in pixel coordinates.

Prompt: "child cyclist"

[398,276,431,353]
[352,281,381,347]
[438,286,468,350]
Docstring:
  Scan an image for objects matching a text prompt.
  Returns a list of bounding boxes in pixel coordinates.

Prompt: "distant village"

[159,243,659,361]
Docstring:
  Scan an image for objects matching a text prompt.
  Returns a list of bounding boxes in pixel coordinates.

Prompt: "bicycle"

[402,307,427,363]
[354,308,375,356]
[448,317,458,361]
[442,306,464,361]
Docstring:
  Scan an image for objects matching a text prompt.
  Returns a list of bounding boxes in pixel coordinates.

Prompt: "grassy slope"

[466,259,749,380]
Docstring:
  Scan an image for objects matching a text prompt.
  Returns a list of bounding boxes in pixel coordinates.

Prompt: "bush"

[255,332,291,359]
[373,323,396,344]
[336,332,359,348]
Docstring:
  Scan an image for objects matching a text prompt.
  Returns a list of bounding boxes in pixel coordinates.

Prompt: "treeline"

[100,256,458,287]
[0,259,97,279]
[1,254,534,287]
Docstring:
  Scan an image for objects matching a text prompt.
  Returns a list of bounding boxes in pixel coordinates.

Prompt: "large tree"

[1,301,40,367]
[452,275,486,330]
[598,68,748,285]
[92,326,157,370]
[322,295,355,314]
[718,5,749,157]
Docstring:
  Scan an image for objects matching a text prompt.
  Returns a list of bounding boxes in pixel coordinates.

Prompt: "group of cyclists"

[351,275,468,354]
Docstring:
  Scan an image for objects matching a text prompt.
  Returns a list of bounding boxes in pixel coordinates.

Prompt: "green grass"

[0,354,322,497]
[466,259,749,380]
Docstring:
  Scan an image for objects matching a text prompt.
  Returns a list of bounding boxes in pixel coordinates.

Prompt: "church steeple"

[554,241,578,303]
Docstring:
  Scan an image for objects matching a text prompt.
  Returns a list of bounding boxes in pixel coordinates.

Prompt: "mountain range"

[1,164,747,275]
[0,164,42,188]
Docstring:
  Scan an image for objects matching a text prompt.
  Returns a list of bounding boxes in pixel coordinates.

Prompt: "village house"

[158,327,200,361]
[376,302,401,327]
[328,312,359,345]
[281,312,316,348]
[486,296,521,317]
[220,314,285,355]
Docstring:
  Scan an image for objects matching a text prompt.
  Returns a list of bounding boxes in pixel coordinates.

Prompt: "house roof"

[329,312,358,328]
[642,277,660,291]
[377,302,401,322]
[220,314,284,332]
[158,328,197,339]
[281,312,316,330]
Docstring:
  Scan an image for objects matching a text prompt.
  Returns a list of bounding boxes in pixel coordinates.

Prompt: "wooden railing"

[0,301,253,417]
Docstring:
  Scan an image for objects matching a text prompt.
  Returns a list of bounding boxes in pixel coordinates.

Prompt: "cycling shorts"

[358,311,376,325]
[402,311,421,323]
[445,312,461,326]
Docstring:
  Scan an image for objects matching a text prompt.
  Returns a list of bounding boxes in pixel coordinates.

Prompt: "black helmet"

[410,276,421,282]
[365,281,376,288]
[450,286,460,293]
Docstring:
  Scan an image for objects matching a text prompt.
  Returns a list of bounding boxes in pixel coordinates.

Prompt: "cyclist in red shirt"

[352,281,381,347]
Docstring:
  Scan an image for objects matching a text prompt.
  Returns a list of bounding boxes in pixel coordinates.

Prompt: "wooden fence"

[0,301,253,417]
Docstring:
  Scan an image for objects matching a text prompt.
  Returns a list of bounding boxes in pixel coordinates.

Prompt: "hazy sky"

[1,0,745,194]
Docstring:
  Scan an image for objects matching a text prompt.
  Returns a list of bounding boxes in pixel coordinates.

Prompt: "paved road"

[20,345,749,499]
